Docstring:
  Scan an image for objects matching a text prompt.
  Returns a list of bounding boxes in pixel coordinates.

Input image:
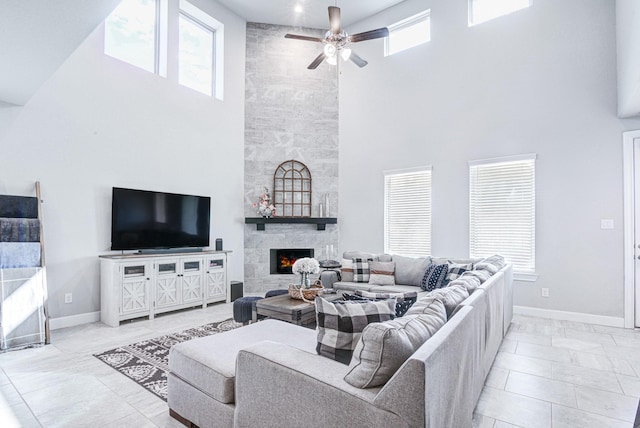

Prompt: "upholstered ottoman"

[232,296,262,324]
[168,319,318,428]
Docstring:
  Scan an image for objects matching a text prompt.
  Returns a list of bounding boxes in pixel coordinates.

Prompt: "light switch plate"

[601,219,614,230]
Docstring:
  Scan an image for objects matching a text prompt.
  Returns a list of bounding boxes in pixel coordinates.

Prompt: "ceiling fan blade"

[285,33,324,43]
[328,6,341,34]
[308,52,327,69]
[349,51,368,68]
[349,27,390,43]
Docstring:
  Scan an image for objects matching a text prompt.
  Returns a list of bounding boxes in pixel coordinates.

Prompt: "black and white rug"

[94,318,239,401]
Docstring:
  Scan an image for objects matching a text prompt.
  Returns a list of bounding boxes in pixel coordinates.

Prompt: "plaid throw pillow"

[351,289,418,317]
[315,297,395,364]
[444,263,472,286]
[420,263,449,291]
[352,257,371,283]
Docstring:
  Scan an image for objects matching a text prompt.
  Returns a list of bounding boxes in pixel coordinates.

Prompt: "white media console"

[99,250,230,327]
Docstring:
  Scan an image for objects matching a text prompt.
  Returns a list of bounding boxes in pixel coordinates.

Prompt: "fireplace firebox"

[270,248,314,274]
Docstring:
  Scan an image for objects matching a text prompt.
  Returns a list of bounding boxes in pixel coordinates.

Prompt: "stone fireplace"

[243,23,339,294]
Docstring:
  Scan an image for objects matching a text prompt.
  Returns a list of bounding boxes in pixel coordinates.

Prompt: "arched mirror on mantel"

[273,159,312,217]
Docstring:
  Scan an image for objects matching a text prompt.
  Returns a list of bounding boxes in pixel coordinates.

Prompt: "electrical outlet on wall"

[64,293,72,304]
[541,288,549,298]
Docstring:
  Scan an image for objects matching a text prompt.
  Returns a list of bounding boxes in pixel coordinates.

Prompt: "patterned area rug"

[94,318,239,401]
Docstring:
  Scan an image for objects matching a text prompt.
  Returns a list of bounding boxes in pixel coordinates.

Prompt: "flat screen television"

[111,187,211,251]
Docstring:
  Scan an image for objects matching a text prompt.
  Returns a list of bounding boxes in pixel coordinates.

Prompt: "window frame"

[103,0,224,100]
[468,154,537,281]
[383,166,433,257]
[179,0,224,100]
[468,0,532,27]
[104,0,161,74]
[384,9,431,57]
[178,11,216,97]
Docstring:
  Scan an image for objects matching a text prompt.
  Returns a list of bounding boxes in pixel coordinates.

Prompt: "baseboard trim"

[49,311,101,330]
[513,306,625,328]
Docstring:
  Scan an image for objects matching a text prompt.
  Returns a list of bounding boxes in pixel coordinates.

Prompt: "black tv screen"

[111,187,211,251]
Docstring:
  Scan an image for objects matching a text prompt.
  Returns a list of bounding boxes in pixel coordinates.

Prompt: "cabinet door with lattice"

[155,260,180,308]
[205,257,226,302]
[273,159,312,217]
[181,259,203,304]
[120,263,151,314]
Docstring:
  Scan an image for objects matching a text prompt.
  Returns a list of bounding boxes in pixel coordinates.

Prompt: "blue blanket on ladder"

[0,243,41,268]
[0,218,40,242]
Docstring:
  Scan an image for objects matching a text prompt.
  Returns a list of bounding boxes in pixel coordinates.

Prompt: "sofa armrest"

[234,341,406,428]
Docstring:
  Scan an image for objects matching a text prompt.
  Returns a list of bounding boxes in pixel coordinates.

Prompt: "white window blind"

[469,154,536,274]
[384,167,432,257]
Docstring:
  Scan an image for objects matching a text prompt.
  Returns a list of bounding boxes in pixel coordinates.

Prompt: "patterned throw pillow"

[341,258,354,282]
[368,261,395,285]
[345,298,447,388]
[346,290,418,317]
[420,263,449,291]
[444,263,473,286]
[315,297,396,364]
[352,257,371,283]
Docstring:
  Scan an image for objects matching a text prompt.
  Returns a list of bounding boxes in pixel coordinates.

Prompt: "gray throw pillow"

[392,255,431,286]
[428,284,469,318]
[344,298,447,388]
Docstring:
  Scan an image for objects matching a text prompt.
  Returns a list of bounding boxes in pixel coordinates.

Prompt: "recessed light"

[294,4,303,13]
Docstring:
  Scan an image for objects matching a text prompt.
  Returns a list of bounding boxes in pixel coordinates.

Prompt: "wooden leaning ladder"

[35,182,50,344]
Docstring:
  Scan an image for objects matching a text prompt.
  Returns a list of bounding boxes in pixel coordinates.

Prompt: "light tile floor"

[1,308,639,427]
[473,315,640,428]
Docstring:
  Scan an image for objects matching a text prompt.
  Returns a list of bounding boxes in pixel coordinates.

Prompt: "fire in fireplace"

[270,248,314,274]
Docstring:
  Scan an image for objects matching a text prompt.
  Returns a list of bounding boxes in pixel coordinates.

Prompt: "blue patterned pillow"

[420,263,449,291]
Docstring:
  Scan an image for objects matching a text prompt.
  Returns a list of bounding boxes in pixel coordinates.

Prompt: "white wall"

[339,0,640,319]
[616,0,640,118]
[0,0,246,322]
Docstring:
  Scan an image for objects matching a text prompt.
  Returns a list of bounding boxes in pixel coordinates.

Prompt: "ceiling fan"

[284,6,389,70]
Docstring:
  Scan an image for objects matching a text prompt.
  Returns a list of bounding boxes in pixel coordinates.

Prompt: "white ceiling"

[216,0,405,29]
[0,0,403,107]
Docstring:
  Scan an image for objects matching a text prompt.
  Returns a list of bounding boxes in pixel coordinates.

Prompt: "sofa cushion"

[392,255,431,286]
[428,284,469,318]
[315,297,396,364]
[448,275,482,294]
[444,263,473,286]
[475,255,505,274]
[420,263,448,291]
[368,261,395,286]
[344,298,447,388]
[333,281,375,293]
[352,257,371,282]
[349,289,418,317]
[168,320,317,404]
[341,258,354,282]
[463,269,492,284]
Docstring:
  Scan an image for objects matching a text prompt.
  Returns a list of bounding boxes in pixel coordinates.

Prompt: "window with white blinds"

[384,167,432,257]
[469,154,536,276]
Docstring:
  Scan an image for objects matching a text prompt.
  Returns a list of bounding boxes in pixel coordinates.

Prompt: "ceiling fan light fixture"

[326,55,337,65]
[323,43,337,58]
[340,48,352,61]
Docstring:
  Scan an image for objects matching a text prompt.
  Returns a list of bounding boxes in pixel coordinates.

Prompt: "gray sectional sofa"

[167,253,513,428]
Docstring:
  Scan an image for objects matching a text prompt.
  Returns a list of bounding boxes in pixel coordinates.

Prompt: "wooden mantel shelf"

[245,217,337,231]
